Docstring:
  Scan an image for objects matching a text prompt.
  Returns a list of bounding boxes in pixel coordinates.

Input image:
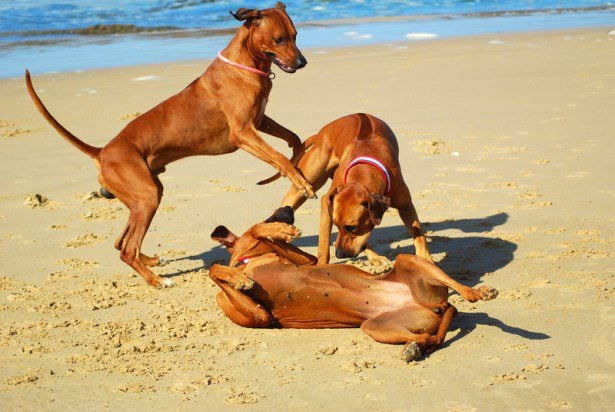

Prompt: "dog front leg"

[318,189,335,264]
[363,244,392,269]
[229,125,315,199]
[209,265,272,328]
[257,115,301,153]
[208,264,254,291]
[398,203,433,263]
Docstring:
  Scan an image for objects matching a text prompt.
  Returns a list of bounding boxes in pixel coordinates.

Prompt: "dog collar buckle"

[268,72,276,80]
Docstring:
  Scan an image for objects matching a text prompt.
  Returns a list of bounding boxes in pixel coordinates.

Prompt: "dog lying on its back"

[209,207,498,362]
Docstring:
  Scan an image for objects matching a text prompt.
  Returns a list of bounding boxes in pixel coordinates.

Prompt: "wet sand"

[0,28,613,409]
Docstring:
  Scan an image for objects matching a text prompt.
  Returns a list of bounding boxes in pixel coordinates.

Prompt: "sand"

[0,28,613,409]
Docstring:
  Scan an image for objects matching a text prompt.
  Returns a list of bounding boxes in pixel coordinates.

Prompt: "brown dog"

[209,208,498,362]
[25,2,315,287]
[269,113,430,265]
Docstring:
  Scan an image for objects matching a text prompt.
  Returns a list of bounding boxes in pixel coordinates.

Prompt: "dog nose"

[296,55,307,69]
[335,248,344,259]
[335,247,354,259]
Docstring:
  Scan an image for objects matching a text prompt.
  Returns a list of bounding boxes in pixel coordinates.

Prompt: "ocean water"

[1,0,614,77]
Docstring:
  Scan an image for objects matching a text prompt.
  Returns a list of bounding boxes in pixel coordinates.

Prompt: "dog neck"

[344,156,391,195]
[221,26,272,75]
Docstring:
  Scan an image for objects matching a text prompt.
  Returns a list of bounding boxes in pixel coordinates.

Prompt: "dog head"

[211,207,316,267]
[328,184,390,259]
[230,2,307,73]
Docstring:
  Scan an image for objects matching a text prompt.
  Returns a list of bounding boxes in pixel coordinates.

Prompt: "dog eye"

[274,37,284,45]
[344,225,358,233]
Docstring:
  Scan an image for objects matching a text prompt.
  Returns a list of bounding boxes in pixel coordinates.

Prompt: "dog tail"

[25,70,101,159]
[257,134,317,185]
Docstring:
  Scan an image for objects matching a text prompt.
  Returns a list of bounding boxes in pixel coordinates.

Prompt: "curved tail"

[25,70,101,159]
[257,134,318,185]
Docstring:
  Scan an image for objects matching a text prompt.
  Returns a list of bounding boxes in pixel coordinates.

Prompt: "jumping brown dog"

[25,2,315,287]
[209,208,498,362]
[269,113,431,265]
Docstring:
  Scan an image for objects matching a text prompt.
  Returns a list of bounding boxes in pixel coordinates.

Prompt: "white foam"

[608,30,615,35]
[131,75,159,82]
[343,31,373,40]
[405,33,437,40]
[488,39,504,44]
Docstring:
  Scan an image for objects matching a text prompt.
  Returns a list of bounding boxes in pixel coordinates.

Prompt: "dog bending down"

[25,2,314,287]
[209,208,498,361]
[267,113,431,266]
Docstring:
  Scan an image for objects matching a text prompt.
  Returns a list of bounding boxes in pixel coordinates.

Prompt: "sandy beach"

[1,28,614,409]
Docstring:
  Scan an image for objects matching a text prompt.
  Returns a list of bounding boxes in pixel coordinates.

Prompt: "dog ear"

[275,2,286,10]
[229,8,262,24]
[210,225,238,248]
[364,194,390,226]
[327,187,340,217]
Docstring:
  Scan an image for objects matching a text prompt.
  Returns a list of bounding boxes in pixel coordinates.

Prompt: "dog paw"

[155,277,175,289]
[401,342,422,362]
[273,223,301,242]
[229,275,255,291]
[367,255,392,270]
[302,184,317,200]
[477,285,498,301]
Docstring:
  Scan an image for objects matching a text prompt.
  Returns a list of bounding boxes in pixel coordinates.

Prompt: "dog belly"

[249,266,414,328]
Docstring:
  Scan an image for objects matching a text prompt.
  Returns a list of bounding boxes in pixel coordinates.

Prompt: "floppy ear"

[230,8,262,23]
[276,2,286,10]
[210,225,238,249]
[364,194,390,226]
[327,187,340,217]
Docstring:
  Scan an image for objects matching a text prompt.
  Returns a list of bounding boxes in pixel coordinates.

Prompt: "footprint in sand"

[82,206,123,221]
[413,139,450,155]
[214,185,246,193]
[119,112,142,121]
[58,258,99,270]
[64,233,105,249]
[1,119,42,138]
[23,193,48,208]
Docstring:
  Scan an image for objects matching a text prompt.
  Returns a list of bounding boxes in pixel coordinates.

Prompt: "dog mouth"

[265,51,297,73]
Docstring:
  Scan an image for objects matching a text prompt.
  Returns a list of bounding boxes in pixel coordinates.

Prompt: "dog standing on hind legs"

[25,2,314,287]
[209,208,498,362]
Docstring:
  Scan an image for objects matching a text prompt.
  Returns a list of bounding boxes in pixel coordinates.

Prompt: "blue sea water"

[1,1,614,77]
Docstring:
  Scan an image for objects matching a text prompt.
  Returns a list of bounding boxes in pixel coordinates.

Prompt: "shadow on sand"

[172,212,517,287]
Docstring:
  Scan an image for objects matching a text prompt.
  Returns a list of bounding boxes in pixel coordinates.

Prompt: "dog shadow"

[292,212,516,286]
[171,212,516,288]
[438,311,550,353]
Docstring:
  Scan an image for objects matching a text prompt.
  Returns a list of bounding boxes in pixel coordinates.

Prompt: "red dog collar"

[234,255,254,267]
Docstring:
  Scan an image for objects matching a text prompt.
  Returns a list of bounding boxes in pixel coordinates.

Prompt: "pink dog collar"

[344,156,391,195]
[217,51,274,78]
